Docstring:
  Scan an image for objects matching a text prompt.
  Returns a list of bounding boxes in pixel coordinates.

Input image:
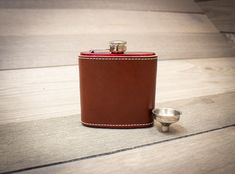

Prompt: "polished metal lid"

[109,40,127,54]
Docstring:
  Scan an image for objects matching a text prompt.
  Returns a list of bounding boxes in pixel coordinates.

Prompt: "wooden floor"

[197,0,235,46]
[0,0,235,174]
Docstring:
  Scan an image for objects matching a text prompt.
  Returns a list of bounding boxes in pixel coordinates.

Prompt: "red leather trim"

[80,51,156,57]
[79,56,157,60]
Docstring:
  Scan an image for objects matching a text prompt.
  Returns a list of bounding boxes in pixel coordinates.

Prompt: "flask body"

[79,51,157,128]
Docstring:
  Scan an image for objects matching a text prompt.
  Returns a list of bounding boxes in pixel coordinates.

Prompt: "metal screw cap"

[109,40,127,54]
[152,108,181,132]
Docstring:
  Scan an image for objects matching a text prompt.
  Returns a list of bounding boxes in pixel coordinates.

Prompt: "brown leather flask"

[79,41,157,128]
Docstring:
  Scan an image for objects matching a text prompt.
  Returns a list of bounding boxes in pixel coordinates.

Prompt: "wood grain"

[20,127,235,174]
[198,0,235,33]
[1,33,235,70]
[0,0,203,13]
[1,57,235,125]
[0,9,217,36]
[0,92,234,173]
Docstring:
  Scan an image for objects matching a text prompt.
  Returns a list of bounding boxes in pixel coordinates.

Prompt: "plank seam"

[1,56,235,72]
[1,124,234,174]
[0,8,204,14]
[221,31,235,34]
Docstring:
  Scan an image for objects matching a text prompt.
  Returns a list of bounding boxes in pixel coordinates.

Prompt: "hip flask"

[79,40,157,128]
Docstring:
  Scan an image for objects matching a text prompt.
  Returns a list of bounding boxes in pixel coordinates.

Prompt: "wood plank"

[1,33,235,70]
[21,127,235,174]
[1,57,235,125]
[0,9,217,36]
[0,92,234,173]
[0,0,203,13]
[197,0,235,33]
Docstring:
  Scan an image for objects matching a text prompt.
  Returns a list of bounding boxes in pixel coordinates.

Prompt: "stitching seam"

[79,57,157,61]
[81,121,153,127]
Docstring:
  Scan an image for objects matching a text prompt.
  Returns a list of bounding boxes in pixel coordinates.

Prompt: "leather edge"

[81,121,154,129]
[79,56,157,60]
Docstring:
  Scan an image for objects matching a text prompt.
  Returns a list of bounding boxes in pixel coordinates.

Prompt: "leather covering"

[79,51,157,128]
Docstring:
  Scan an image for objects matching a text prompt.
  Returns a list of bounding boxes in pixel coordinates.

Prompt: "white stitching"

[81,121,153,127]
[79,57,157,61]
